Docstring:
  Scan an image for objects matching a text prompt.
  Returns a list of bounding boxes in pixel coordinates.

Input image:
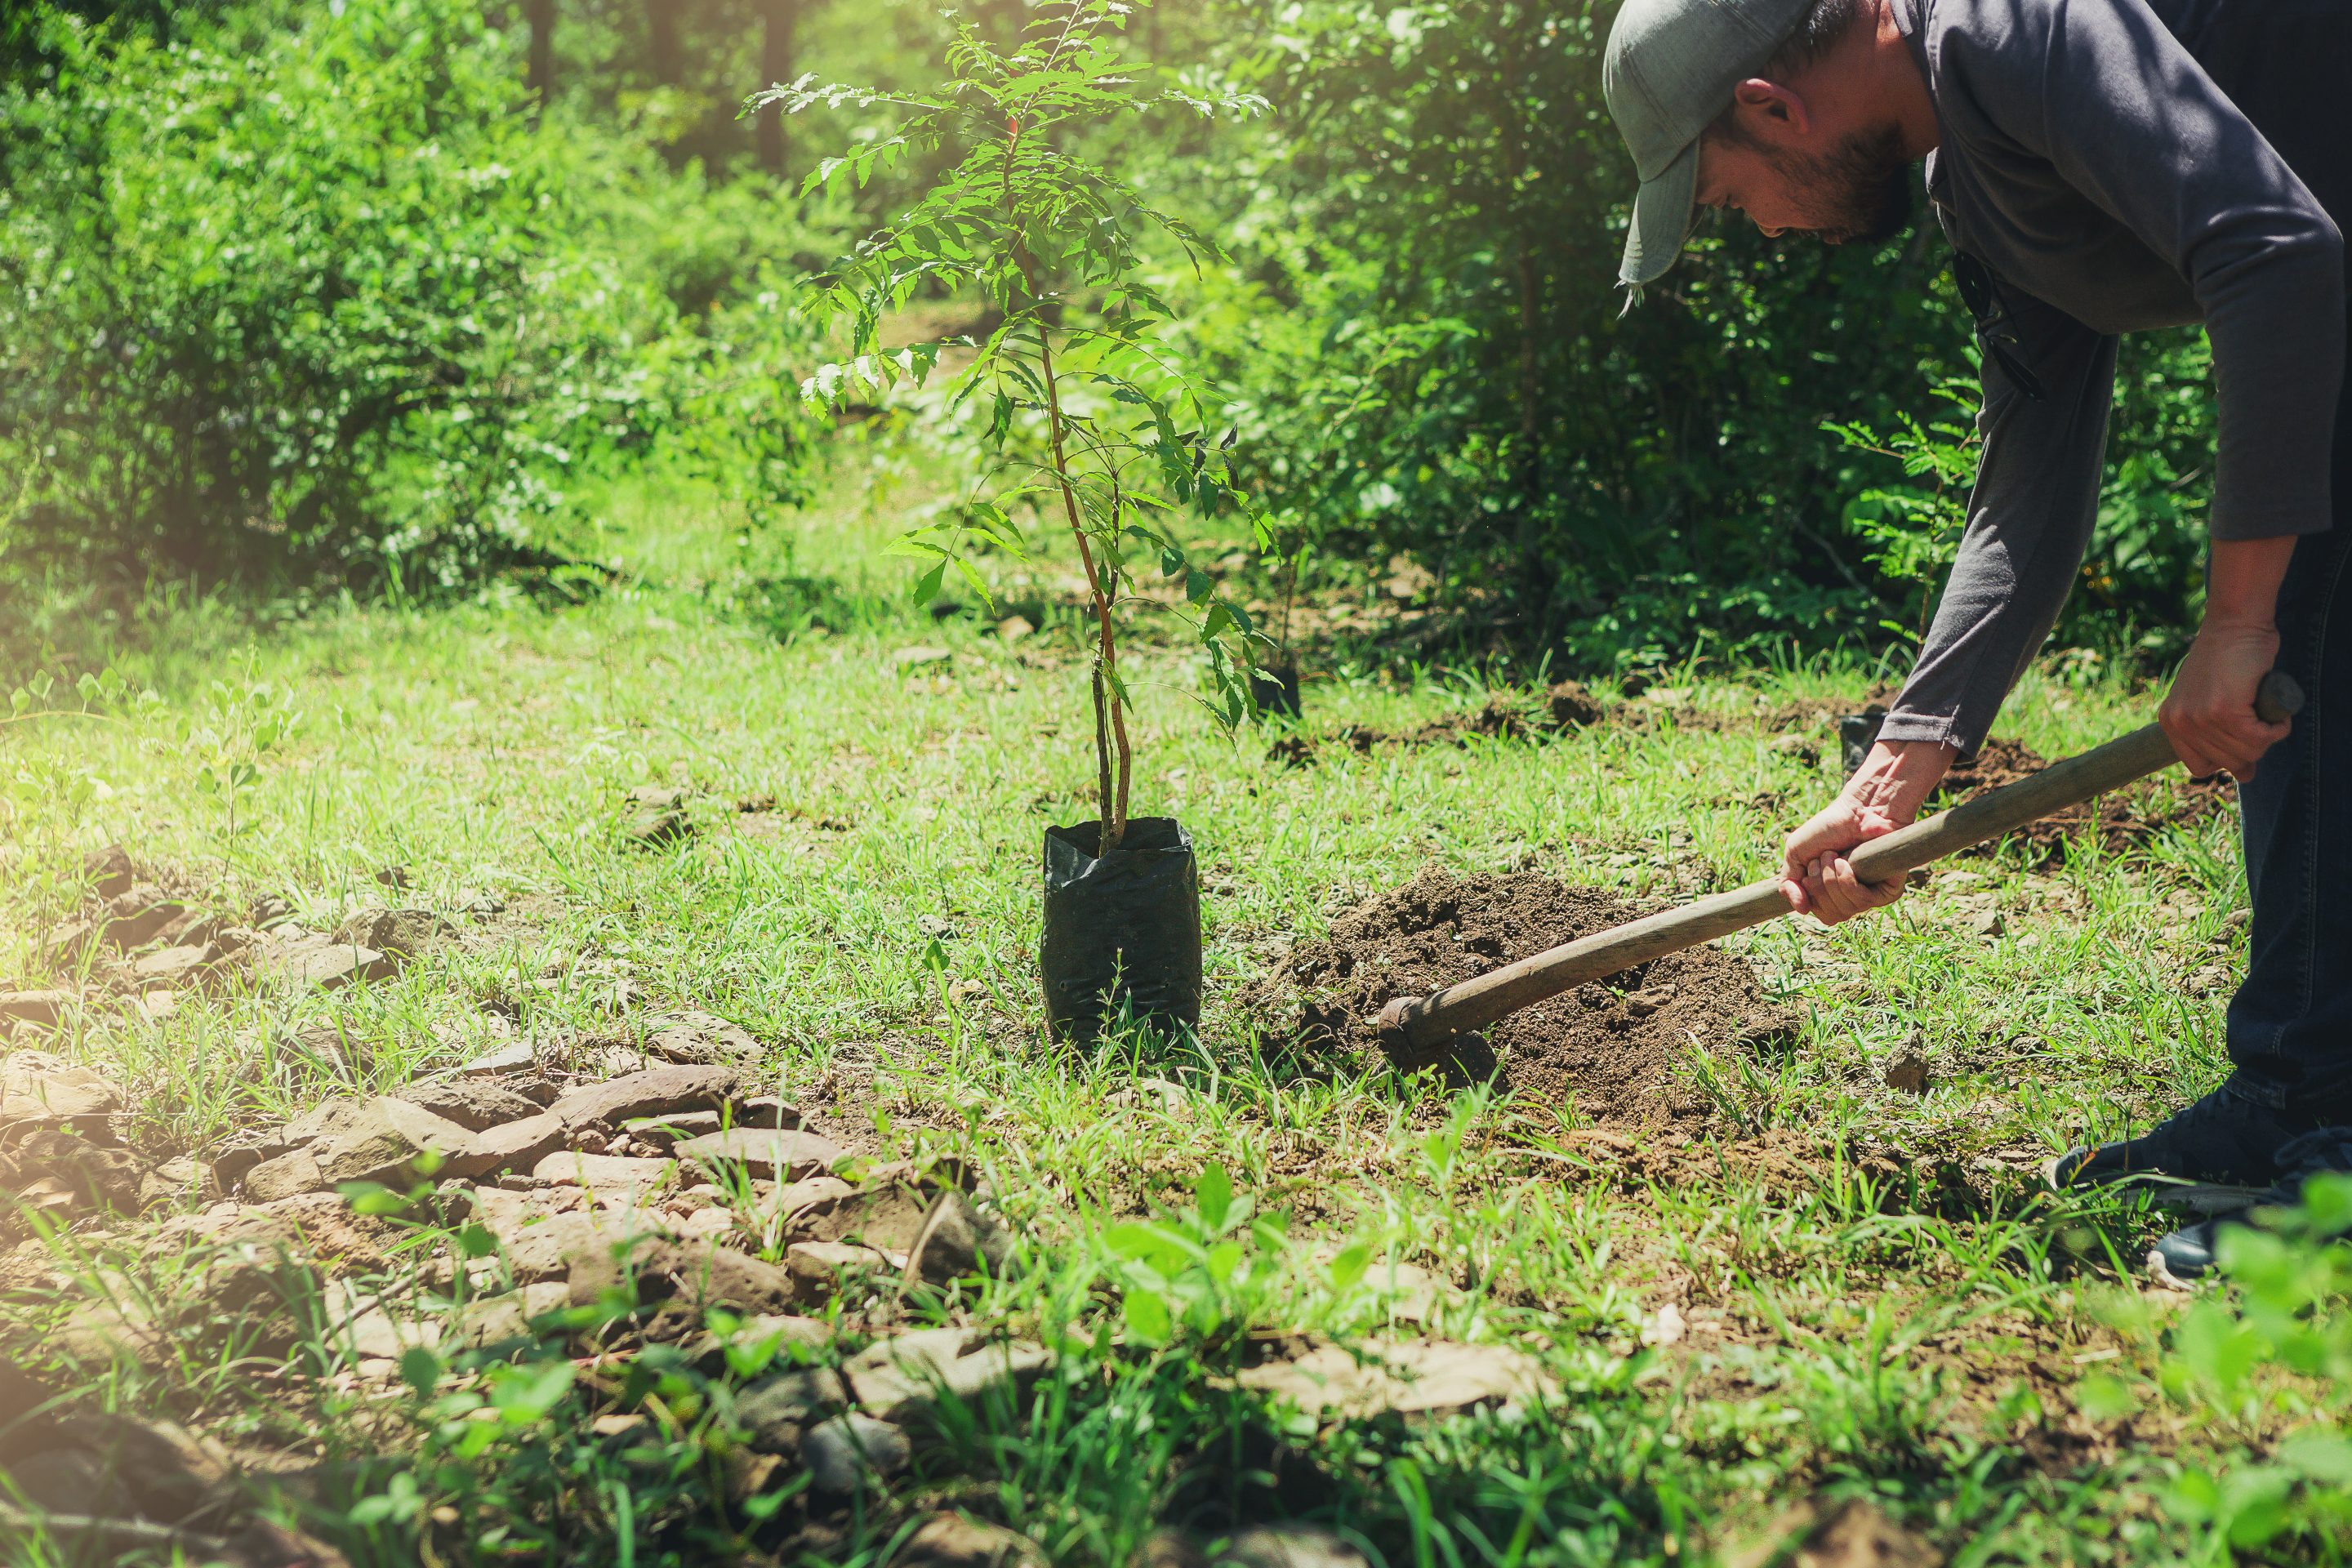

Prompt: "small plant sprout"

[760,0,1273,853]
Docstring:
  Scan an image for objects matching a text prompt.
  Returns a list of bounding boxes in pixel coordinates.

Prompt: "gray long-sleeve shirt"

[1880,0,2347,754]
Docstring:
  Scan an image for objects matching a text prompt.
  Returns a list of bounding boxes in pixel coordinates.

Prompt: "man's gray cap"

[1604,0,1819,291]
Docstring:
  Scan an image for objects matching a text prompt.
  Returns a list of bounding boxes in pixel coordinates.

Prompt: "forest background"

[0,0,2223,683]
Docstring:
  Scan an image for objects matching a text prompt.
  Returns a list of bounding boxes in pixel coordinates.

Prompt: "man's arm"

[1781,295,2114,923]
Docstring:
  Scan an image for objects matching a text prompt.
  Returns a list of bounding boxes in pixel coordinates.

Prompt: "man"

[1602,0,2348,1277]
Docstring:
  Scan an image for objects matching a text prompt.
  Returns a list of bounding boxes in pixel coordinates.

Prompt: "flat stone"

[902,1514,1047,1568]
[0,1054,118,1135]
[0,991,72,1030]
[845,1330,1052,1423]
[767,1175,856,1223]
[566,1233,800,1316]
[492,1207,675,1285]
[1231,1339,1548,1420]
[550,1066,741,1132]
[394,1079,544,1132]
[310,1098,473,1187]
[131,944,216,986]
[239,1147,327,1202]
[639,1010,763,1067]
[532,1151,676,1196]
[261,936,395,991]
[675,1125,844,1183]
[457,1044,539,1077]
[800,1412,909,1493]
[457,1111,569,1179]
[736,1366,851,1453]
[790,1177,931,1252]
[281,1095,371,1147]
[684,1312,833,1374]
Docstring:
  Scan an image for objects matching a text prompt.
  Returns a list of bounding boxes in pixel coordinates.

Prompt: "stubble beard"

[1782,124,1917,245]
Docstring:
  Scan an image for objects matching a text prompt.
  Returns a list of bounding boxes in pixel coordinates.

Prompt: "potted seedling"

[766,0,1271,1043]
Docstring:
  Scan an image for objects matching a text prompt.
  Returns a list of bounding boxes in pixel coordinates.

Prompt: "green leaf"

[1122,1288,1173,1347]
[2278,1427,2352,1485]
[2074,1371,2138,1423]
[399,1346,441,1397]
[1328,1243,1372,1293]
[1196,1163,1232,1231]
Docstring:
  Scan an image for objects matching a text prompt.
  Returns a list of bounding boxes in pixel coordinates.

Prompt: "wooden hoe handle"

[1376,671,2305,1065]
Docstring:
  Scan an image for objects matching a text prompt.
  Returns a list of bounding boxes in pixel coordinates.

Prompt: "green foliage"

[0,0,829,594]
[773,0,1272,846]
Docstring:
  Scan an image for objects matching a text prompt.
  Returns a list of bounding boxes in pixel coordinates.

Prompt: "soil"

[1252,869,1792,1121]
[1940,737,2235,862]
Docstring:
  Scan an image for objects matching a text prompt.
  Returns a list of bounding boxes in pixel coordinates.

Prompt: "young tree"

[761,0,1270,853]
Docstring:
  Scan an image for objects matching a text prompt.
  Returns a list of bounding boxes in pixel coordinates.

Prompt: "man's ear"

[1729,78,1811,139]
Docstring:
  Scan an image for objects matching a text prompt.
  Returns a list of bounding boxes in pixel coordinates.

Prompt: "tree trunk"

[648,0,680,85]
[527,0,555,109]
[759,0,795,174]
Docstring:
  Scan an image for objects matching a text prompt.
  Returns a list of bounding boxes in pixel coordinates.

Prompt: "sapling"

[759,0,1271,854]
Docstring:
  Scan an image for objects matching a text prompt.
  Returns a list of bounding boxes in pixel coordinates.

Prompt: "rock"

[1729,1499,1940,1568]
[1623,985,1676,1019]
[893,645,952,670]
[735,1366,851,1452]
[334,907,456,959]
[101,884,189,950]
[459,889,508,916]
[800,1412,910,1493]
[458,1111,570,1179]
[532,1151,676,1196]
[492,1206,675,1285]
[916,914,961,941]
[41,919,100,959]
[83,845,137,900]
[640,1009,762,1067]
[768,1174,857,1223]
[240,1147,328,1202]
[787,1241,893,1294]
[0,1129,141,1214]
[259,933,396,991]
[792,1179,932,1253]
[904,1187,1016,1286]
[248,894,296,926]
[0,1053,119,1138]
[1971,906,2006,939]
[0,991,73,1031]
[1214,1525,1373,1568]
[626,1111,719,1153]
[567,1232,802,1316]
[394,1078,545,1132]
[1231,1339,1548,1421]
[624,786,694,846]
[1882,1048,1932,1096]
[131,943,216,987]
[675,1205,737,1242]
[138,1155,215,1212]
[310,1098,474,1187]
[675,1125,844,1183]
[550,1065,742,1133]
[457,1043,539,1077]
[283,1095,373,1147]
[902,1513,1046,1568]
[996,616,1035,643]
[845,1329,1053,1423]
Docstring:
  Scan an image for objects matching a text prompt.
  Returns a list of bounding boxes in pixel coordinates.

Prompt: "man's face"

[1695,122,1914,246]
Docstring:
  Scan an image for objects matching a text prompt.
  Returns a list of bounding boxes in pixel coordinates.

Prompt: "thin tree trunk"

[527,0,555,109]
[759,0,795,174]
[648,0,680,85]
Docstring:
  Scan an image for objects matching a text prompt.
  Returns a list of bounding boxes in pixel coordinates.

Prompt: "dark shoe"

[2148,1128,2352,1282]
[2045,1080,2336,1210]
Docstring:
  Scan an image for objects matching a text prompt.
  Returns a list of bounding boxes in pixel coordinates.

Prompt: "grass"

[1,447,2347,1566]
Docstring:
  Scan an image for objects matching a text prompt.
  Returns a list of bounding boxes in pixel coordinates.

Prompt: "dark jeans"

[2204,0,2352,1112]
[2227,323,2352,1111]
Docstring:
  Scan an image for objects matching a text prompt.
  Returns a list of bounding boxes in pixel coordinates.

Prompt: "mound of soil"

[1254,869,1791,1121]
[1940,738,2234,862]
[1270,681,1607,766]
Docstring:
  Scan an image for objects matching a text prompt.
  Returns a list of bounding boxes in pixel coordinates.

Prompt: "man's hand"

[1781,738,1958,925]
[2159,620,2291,780]
[2158,537,2297,781]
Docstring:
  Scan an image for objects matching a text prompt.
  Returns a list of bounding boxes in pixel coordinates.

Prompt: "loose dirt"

[1941,738,2235,862]
[1256,869,1791,1121]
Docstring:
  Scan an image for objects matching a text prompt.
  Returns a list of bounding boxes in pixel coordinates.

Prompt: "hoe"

[1377,672,2304,1071]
